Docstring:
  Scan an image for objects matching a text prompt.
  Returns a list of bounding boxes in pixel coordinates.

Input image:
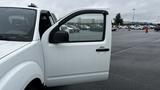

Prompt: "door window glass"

[60,14,105,42]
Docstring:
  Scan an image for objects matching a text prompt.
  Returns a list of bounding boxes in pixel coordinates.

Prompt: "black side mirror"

[50,30,69,43]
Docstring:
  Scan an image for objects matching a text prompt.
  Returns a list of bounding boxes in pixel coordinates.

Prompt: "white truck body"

[0,6,111,90]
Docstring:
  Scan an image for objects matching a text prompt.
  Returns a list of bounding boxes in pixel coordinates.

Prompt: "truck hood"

[0,41,30,59]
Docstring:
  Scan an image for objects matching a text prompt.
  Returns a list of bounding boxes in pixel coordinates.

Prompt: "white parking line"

[112,47,136,55]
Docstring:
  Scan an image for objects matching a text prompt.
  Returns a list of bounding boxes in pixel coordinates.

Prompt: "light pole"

[156,16,160,23]
[132,8,136,23]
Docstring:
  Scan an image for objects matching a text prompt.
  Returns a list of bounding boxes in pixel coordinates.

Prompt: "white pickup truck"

[0,6,111,90]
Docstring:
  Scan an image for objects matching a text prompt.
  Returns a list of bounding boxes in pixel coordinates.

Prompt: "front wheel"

[25,80,44,90]
[25,85,40,90]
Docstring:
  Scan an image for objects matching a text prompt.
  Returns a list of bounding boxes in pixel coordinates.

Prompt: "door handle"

[96,48,110,52]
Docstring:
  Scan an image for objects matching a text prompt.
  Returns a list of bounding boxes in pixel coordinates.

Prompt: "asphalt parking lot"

[48,30,160,90]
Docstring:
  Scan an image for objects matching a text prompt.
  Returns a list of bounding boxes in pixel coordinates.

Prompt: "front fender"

[0,61,44,90]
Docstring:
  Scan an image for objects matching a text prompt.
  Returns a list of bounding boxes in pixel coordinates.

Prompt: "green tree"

[114,13,123,26]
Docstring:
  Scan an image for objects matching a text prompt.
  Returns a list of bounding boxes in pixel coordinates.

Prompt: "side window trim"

[47,12,55,25]
[49,10,108,43]
[49,16,54,25]
[51,13,57,23]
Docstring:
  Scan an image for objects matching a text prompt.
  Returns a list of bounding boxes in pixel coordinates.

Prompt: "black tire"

[25,79,44,90]
[25,85,41,90]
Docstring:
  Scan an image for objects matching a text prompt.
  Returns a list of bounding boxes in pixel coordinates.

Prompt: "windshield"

[0,8,36,41]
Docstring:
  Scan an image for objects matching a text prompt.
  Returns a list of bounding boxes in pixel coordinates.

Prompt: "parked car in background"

[61,25,75,33]
[154,25,160,31]
[68,25,80,32]
[120,26,128,29]
[112,26,117,31]
[129,25,143,30]
[112,27,117,31]
[79,25,90,30]
[149,25,156,29]
[90,24,103,32]
[135,26,143,30]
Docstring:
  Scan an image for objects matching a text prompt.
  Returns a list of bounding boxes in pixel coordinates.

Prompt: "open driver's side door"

[42,9,111,87]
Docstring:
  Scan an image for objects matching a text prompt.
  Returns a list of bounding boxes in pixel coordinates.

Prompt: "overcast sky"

[0,0,160,23]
